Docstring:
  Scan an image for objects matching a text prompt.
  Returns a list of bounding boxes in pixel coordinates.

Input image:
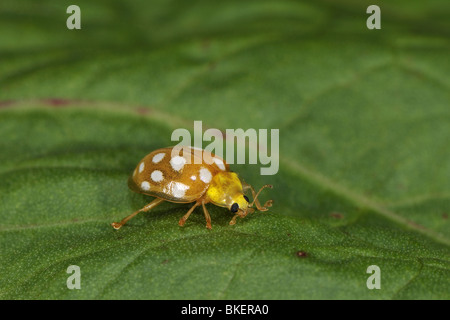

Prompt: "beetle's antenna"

[249,184,272,208]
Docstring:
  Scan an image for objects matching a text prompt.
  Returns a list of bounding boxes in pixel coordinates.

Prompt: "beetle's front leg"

[229,207,255,225]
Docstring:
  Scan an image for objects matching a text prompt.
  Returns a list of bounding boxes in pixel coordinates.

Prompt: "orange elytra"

[111,146,273,229]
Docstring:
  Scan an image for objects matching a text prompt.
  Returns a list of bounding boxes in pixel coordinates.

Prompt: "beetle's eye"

[243,195,249,203]
[231,203,239,213]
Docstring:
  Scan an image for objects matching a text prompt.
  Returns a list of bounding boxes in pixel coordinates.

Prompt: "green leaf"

[0,0,449,300]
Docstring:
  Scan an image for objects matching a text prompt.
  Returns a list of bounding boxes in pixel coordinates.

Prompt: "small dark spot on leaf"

[46,98,72,107]
[202,39,210,50]
[295,250,308,258]
[162,259,169,265]
[330,212,343,219]
[208,62,217,70]
[443,213,448,220]
[0,100,14,108]
[287,233,291,237]
[136,107,151,115]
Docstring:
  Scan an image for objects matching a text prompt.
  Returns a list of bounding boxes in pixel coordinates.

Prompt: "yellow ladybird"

[112,146,273,229]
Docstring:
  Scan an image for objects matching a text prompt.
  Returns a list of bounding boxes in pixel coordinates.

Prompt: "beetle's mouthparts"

[238,207,254,218]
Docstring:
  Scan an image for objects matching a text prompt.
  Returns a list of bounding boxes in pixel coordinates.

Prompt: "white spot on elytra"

[213,157,226,170]
[151,170,164,182]
[170,156,186,171]
[190,175,197,181]
[139,162,145,173]
[172,182,189,198]
[152,153,165,164]
[199,167,212,183]
[141,181,150,191]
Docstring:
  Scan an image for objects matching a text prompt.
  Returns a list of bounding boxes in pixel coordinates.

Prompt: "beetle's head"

[229,194,252,217]
[206,172,271,221]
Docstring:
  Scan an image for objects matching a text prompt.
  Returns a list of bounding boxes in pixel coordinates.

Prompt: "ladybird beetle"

[111,146,273,229]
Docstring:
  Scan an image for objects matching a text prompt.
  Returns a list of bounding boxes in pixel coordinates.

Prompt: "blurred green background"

[0,0,449,299]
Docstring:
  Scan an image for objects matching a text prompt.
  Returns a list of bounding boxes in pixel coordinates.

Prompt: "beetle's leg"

[178,201,201,227]
[229,214,239,225]
[111,198,164,230]
[202,200,212,229]
[242,182,273,211]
